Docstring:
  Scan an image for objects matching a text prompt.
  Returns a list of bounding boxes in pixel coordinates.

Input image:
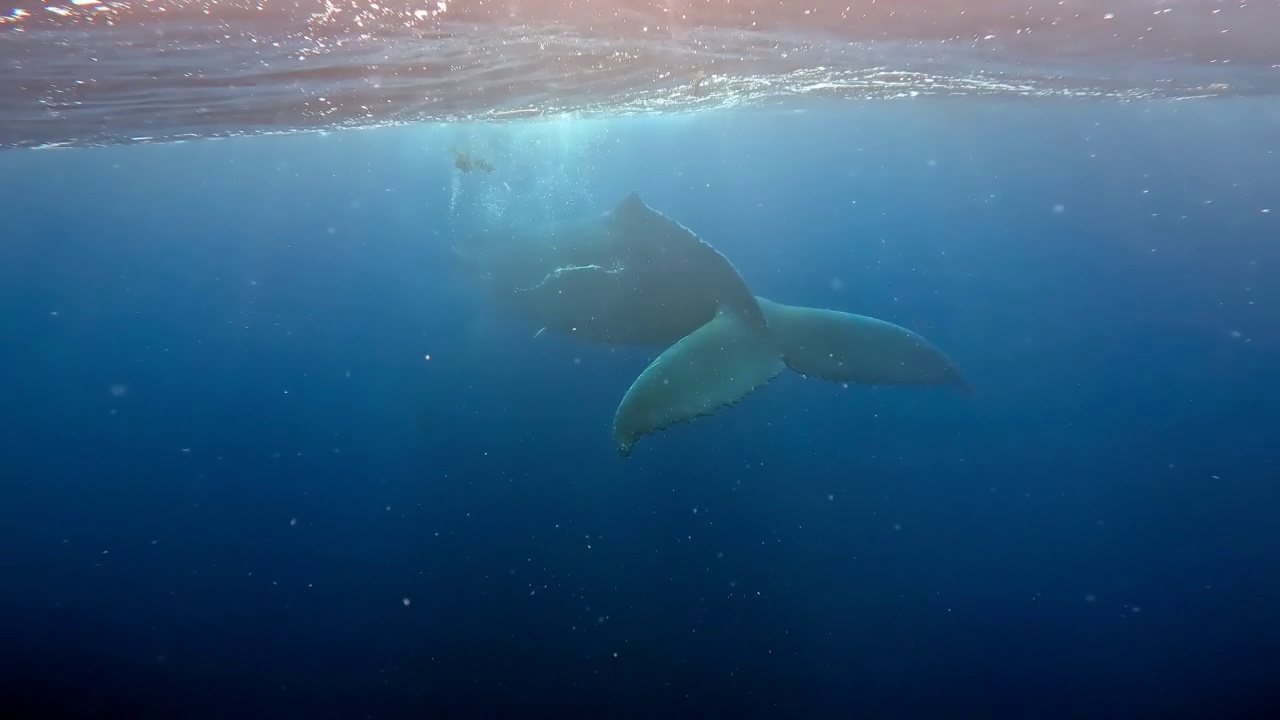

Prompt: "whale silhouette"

[459,192,967,456]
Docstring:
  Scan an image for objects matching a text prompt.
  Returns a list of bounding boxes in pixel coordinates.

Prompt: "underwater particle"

[109,384,128,397]
[1052,204,1065,213]
[289,518,297,527]
[1085,594,1096,603]
[402,597,411,607]
[892,523,902,531]
[827,494,835,501]
[424,354,431,361]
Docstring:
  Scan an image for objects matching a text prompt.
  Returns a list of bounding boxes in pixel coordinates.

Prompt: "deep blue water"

[3,101,1280,718]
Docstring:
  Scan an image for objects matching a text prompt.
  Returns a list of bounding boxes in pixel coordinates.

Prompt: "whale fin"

[613,311,784,456]
[609,192,768,330]
[756,297,968,390]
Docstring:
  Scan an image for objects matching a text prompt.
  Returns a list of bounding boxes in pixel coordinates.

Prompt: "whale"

[457,193,967,456]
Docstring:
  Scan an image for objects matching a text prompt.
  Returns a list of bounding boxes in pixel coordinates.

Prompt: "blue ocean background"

[3,101,1279,717]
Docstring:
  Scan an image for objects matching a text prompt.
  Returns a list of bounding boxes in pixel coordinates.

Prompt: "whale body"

[459,193,967,456]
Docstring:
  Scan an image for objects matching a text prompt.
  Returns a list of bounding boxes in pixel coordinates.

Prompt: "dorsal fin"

[613,191,649,221]
[608,192,765,329]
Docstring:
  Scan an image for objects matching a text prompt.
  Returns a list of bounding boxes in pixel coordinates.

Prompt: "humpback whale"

[459,193,967,457]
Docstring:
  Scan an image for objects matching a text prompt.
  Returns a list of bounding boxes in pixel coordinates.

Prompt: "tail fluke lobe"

[755,297,967,390]
[612,311,784,457]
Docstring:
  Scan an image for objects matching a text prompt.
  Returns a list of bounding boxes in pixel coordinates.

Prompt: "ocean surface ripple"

[2,1,1278,148]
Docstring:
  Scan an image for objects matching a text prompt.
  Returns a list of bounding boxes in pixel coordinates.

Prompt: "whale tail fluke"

[755,297,968,390]
[612,310,784,457]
